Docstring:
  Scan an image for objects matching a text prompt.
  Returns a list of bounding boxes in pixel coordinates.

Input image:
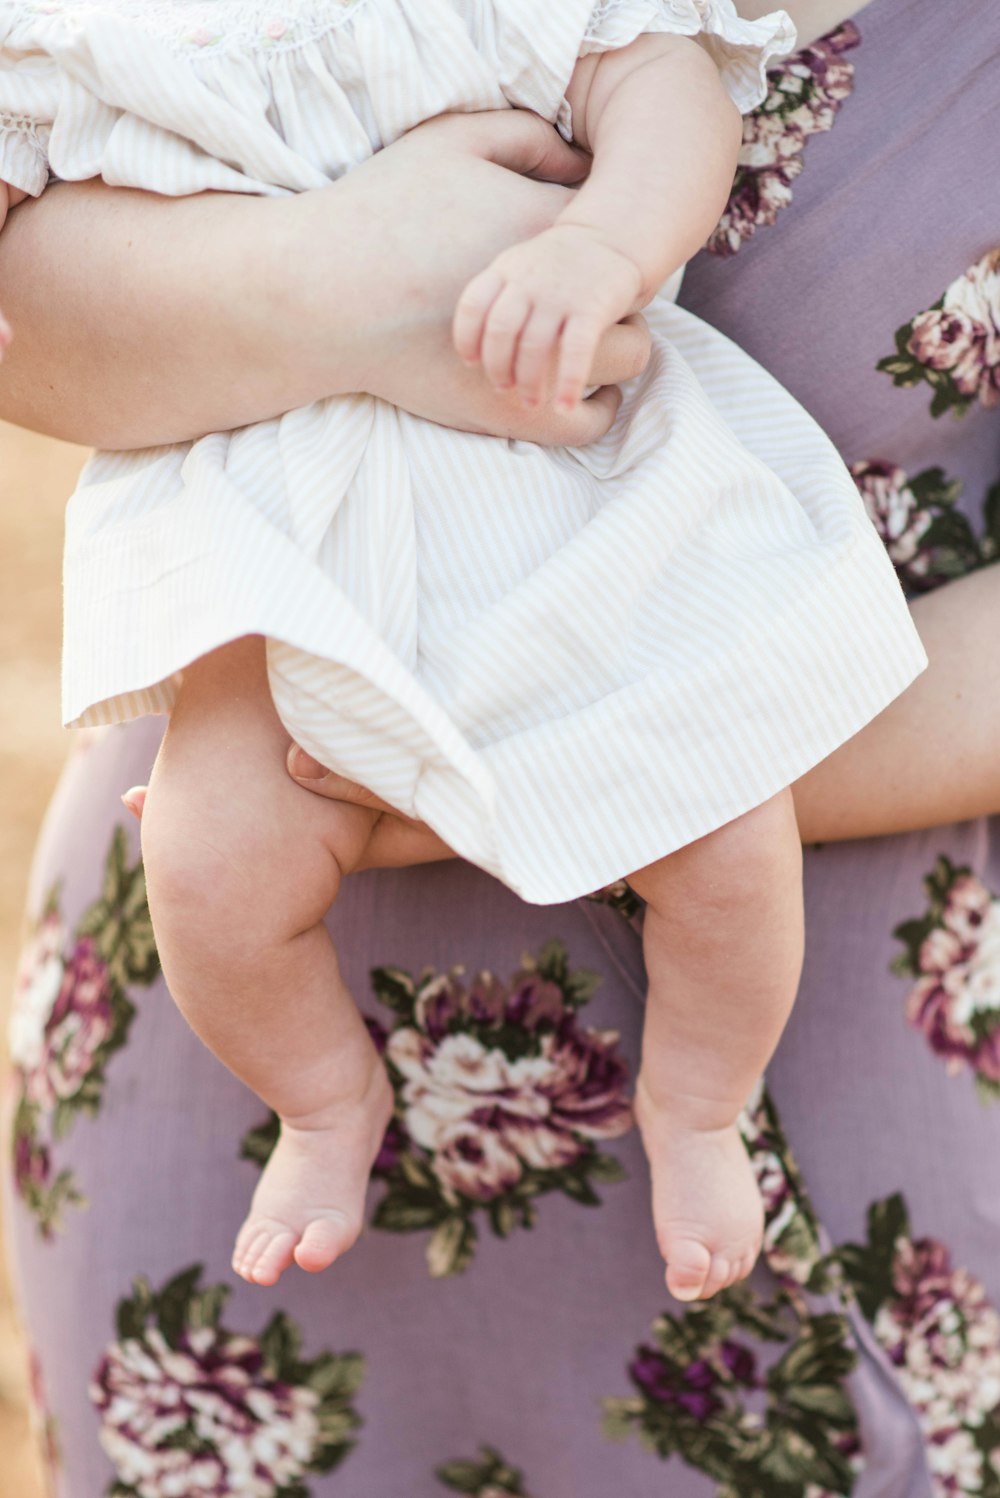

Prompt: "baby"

[0,0,925,1301]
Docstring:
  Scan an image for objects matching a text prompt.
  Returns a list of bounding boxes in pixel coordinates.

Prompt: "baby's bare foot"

[635,1079,764,1303]
[231,1062,394,1287]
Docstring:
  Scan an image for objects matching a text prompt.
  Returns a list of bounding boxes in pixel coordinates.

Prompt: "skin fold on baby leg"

[139,636,393,1288]
[629,788,804,1302]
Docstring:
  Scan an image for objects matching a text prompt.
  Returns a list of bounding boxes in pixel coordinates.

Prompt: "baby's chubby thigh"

[140,636,375,979]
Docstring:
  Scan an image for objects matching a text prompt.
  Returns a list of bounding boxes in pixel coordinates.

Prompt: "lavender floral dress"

[5,1,1000,1493]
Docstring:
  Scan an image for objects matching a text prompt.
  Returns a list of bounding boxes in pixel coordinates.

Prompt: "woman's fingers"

[354,819,455,871]
[589,313,651,388]
[544,383,623,444]
[424,109,591,187]
[286,746,402,817]
[286,746,456,869]
[121,786,147,820]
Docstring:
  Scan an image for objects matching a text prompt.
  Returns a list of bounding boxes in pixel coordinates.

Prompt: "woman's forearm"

[0,112,650,452]
[0,180,370,448]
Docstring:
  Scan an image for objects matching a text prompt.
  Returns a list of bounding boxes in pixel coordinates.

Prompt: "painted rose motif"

[893,859,1000,1099]
[587,879,642,921]
[437,1446,536,1496]
[738,1083,832,1291]
[90,1267,363,1498]
[708,24,860,257]
[27,1349,61,1495]
[604,1289,861,1496]
[838,1196,1000,1497]
[9,828,160,1236]
[21,937,114,1110]
[878,248,1000,416]
[242,944,631,1276]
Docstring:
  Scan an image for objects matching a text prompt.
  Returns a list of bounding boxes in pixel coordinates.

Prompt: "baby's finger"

[481,283,532,393]
[556,383,623,447]
[452,266,504,365]
[555,314,603,412]
[513,307,564,407]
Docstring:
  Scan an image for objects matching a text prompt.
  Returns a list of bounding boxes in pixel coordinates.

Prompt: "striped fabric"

[3,0,926,902]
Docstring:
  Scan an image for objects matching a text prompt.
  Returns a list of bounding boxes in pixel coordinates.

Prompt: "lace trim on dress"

[584,0,700,42]
[0,111,48,193]
[15,0,373,57]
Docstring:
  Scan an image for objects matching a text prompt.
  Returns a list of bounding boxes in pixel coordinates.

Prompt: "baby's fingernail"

[287,745,326,779]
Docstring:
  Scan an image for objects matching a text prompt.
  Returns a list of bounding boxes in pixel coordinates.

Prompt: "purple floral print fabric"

[3,1,1000,1494]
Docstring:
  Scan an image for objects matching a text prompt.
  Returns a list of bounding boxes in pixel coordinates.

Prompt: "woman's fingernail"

[287,745,326,779]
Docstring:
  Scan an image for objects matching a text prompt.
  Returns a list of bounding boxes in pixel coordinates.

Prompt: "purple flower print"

[13,1128,52,1199]
[606,1285,860,1492]
[9,830,158,1237]
[27,939,114,1110]
[366,942,633,1275]
[850,460,985,594]
[384,989,632,1199]
[91,1268,363,1498]
[894,859,1000,1099]
[879,248,1000,416]
[628,1347,726,1421]
[841,1196,1000,1497]
[92,1328,321,1496]
[738,1082,829,1289]
[708,24,860,257]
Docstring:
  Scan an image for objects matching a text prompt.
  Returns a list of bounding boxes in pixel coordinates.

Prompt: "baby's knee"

[141,780,336,965]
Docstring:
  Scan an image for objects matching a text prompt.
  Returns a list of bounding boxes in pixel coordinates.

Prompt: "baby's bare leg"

[141,637,392,1287]
[629,789,803,1302]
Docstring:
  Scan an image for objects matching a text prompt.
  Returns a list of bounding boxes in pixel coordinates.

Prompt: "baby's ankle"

[279,1053,392,1136]
[634,1072,743,1136]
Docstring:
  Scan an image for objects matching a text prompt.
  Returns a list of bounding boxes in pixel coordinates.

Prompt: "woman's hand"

[122,747,455,871]
[0,110,651,449]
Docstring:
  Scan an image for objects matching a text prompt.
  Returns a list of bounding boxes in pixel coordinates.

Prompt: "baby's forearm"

[561,35,743,298]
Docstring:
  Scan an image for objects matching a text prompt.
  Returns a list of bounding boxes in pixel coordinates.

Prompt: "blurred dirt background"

[0,421,86,1498]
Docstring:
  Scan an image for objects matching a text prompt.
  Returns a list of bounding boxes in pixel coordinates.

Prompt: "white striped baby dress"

[0,0,927,903]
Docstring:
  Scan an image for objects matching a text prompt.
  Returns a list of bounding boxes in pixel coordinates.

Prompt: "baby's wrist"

[549,213,669,305]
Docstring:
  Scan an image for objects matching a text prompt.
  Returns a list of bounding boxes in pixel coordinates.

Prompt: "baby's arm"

[0,181,28,356]
[453,34,742,411]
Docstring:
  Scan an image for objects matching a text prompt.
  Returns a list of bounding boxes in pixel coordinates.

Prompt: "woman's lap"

[5,717,999,1495]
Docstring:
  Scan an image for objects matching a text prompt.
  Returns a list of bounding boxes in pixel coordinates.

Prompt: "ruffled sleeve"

[581,0,795,113]
[0,26,58,194]
[476,0,794,142]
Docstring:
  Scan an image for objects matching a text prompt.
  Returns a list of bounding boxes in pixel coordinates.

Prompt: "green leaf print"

[437,1445,533,1496]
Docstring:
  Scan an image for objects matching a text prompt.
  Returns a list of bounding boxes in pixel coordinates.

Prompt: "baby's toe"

[248,1228,299,1286]
[699,1253,736,1301]
[232,1224,273,1283]
[232,1220,263,1276]
[664,1236,713,1303]
[732,1247,759,1287]
[294,1214,358,1274]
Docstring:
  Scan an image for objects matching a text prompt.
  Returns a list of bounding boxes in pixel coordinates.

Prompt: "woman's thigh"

[6,718,1000,1497]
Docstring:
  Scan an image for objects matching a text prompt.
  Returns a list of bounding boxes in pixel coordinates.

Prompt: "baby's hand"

[453,224,643,412]
[0,181,28,359]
